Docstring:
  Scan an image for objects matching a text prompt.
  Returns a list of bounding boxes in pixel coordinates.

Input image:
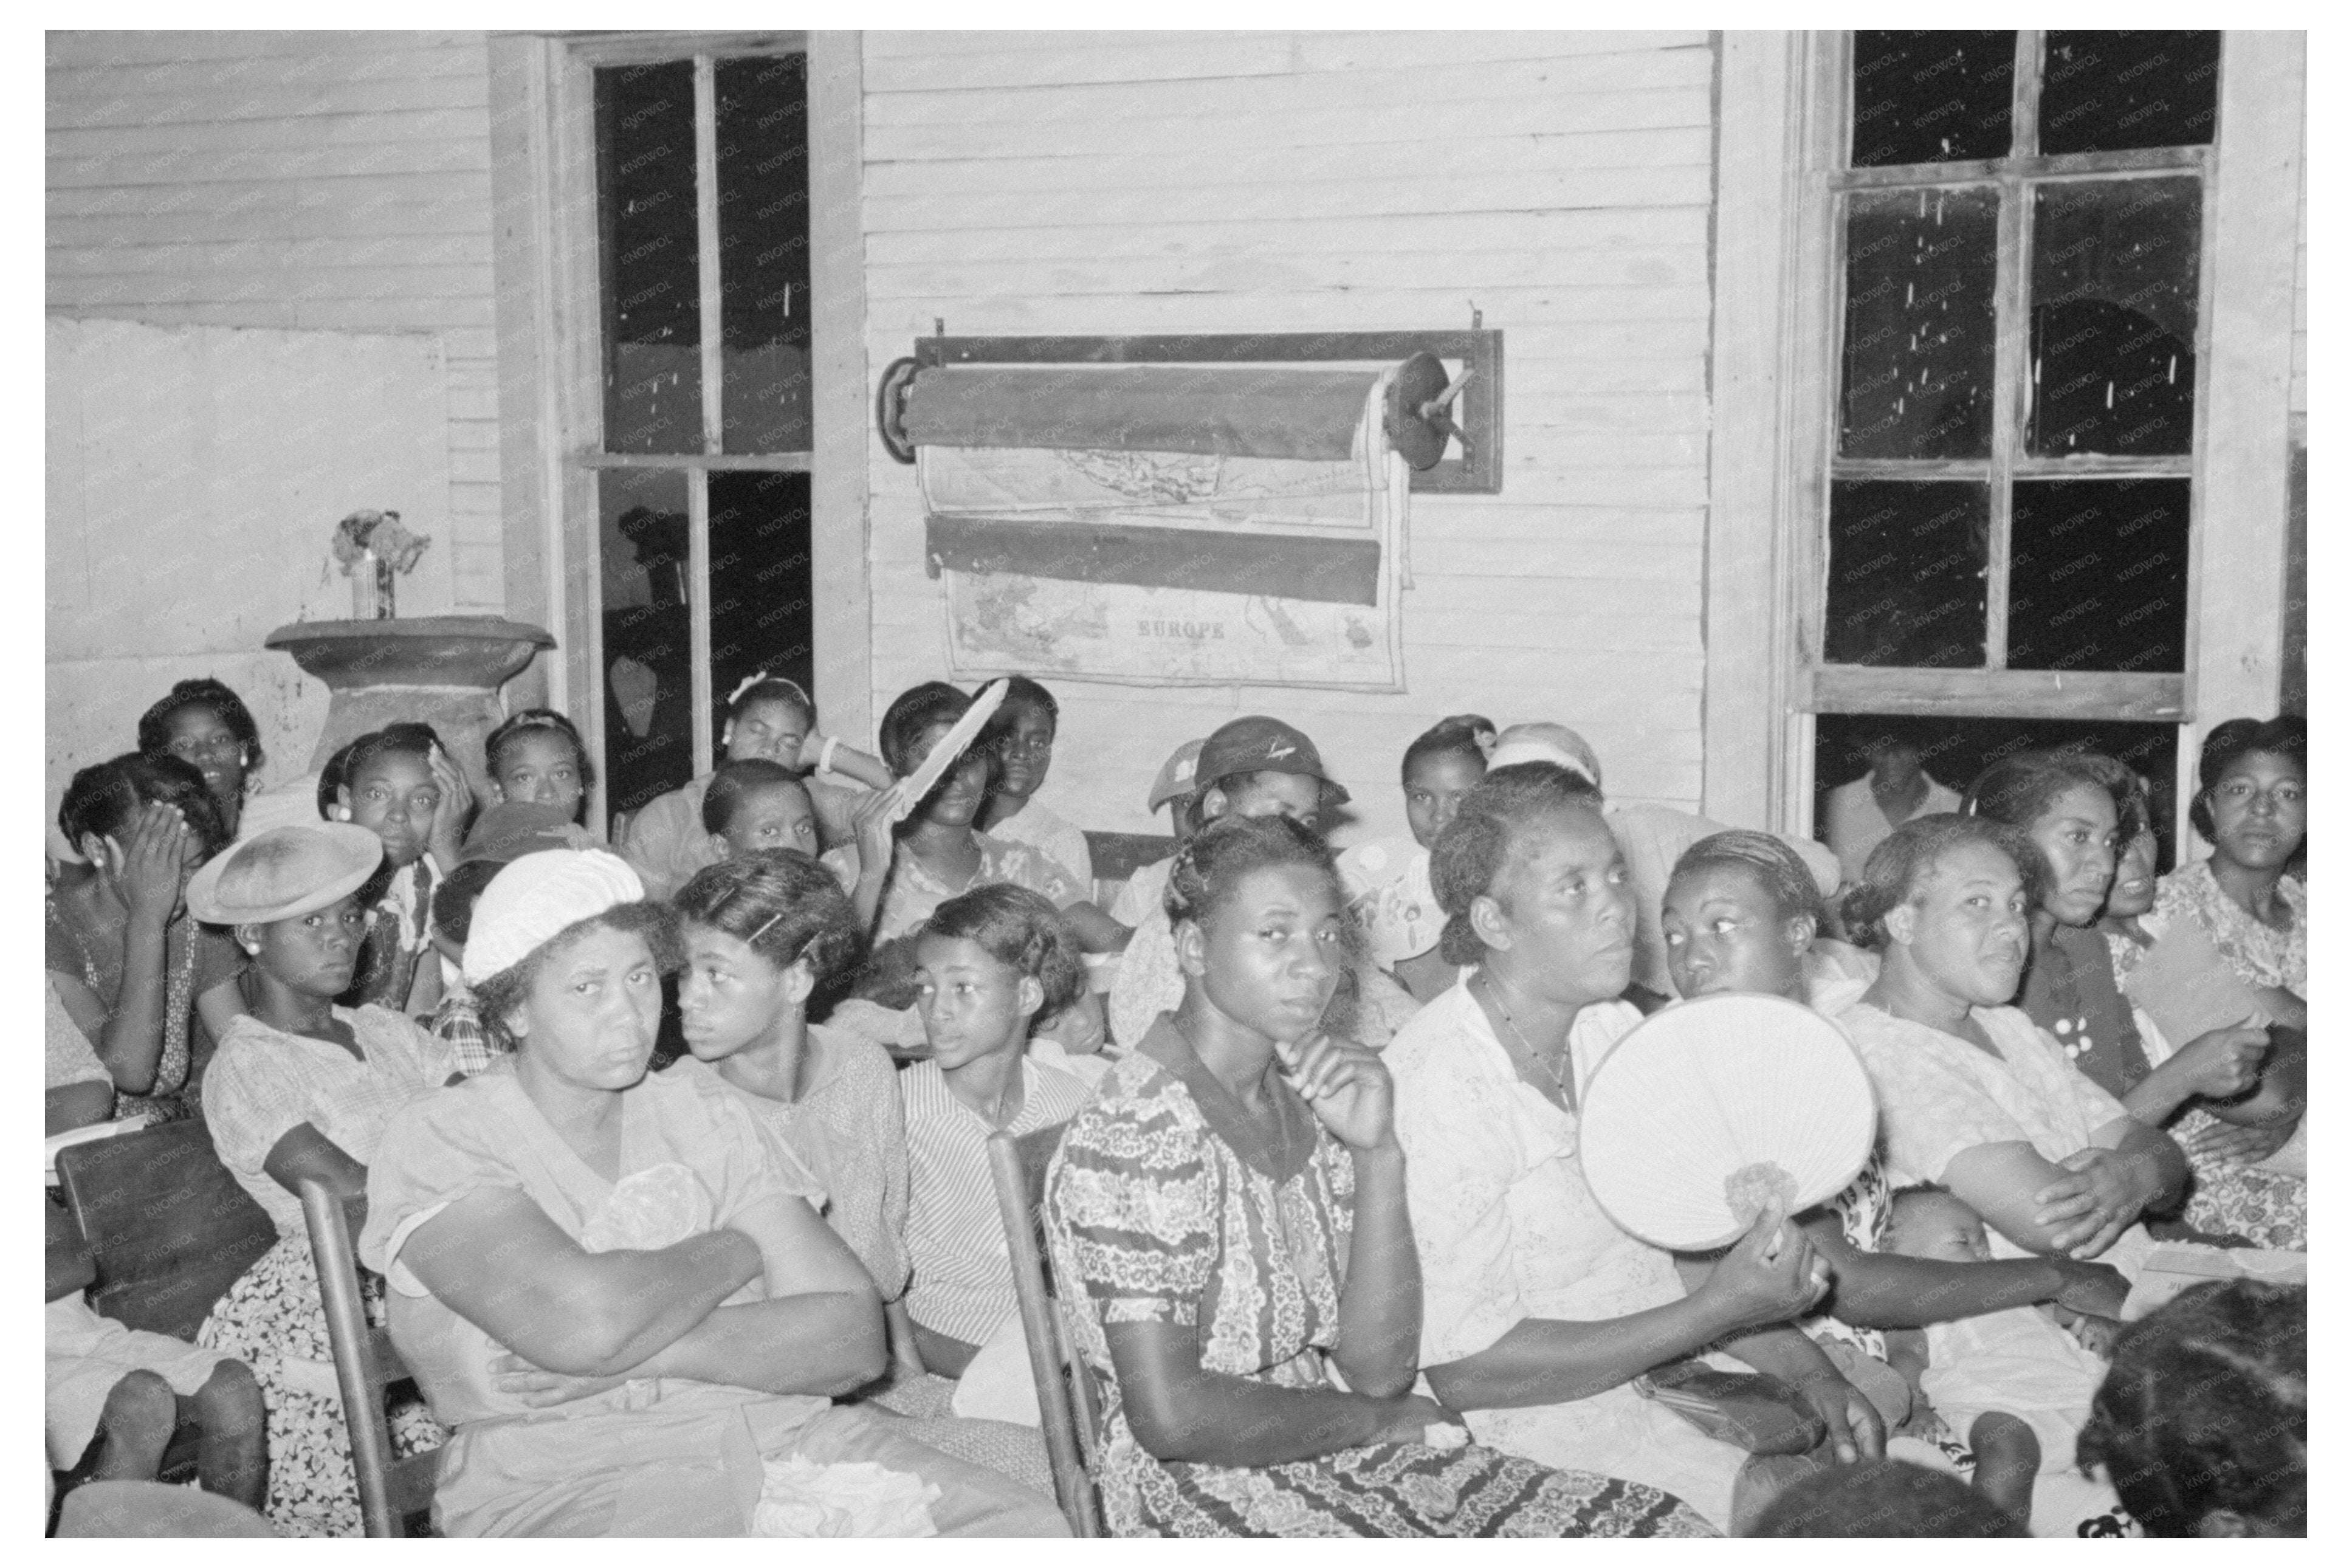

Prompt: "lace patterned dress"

[1047,1020,1711,1538]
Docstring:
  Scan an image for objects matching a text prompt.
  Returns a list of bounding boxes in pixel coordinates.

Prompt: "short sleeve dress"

[1825,994,2155,1276]
[195,1006,458,1536]
[1044,1020,1711,1538]
[45,891,246,1122]
[359,1067,1065,1538]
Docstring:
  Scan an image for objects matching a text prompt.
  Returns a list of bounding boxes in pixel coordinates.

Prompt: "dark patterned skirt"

[1117,1436,1716,1538]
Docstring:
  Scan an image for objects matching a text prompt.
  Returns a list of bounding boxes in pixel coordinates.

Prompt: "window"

[1820,31,2218,697]
[587,48,817,817]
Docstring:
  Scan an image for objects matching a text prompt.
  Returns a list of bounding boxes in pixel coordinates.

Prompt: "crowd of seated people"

[43,669,2306,1538]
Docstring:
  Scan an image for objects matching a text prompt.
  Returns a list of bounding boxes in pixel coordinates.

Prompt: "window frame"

[1701,30,2302,844]
[490,29,868,831]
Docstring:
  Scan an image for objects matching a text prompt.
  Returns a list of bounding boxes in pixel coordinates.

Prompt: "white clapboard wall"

[45,29,503,613]
[861,30,1716,844]
[46,317,455,822]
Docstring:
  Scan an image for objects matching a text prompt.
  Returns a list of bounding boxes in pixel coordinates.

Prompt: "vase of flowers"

[331,509,430,620]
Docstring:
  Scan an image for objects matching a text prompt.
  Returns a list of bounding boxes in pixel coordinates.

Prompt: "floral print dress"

[1044,1020,1712,1539]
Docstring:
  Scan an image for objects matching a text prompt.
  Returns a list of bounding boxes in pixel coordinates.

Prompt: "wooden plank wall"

[46,30,503,611]
[860,30,1718,843]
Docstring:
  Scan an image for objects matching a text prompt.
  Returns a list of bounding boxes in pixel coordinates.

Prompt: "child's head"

[701,758,817,858]
[672,849,867,1062]
[1885,1186,1993,1265]
[1400,714,1493,848]
[484,709,593,824]
[2077,1279,2305,1538]
[913,884,1087,1071]
[1195,716,1347,834]
[137,677,264,814]
[334,723,444,869]
[60,752,229,872]
[1662,830,1828,1002]
[988,675,1061,803]
[1744,1458,2023,1538]
[719,673,817,769]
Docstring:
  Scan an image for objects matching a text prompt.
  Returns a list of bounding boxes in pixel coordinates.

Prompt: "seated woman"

[482,709,596,830]
[48,754,247,1122]
[1967,753,2302,1248]
[899,885,1093,1378]
[190,822,458,1536]
[1337,714,1493,1004]
[619,673,892,899]
[1825,814,2186,1270]
[825,682,1118,960]
[2139,717,2309,1178]
[328,723,473,1015]
[359,847,1064,1537]
[974,675,1093,887]
[2077,1279,2305,1538]
[139,676,268,842]
[1386,765,1871,1533]
[1047,813,1712,1538]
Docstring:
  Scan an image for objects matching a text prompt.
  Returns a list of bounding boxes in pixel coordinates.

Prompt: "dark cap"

[458,801,585,867]
[1195,716,1349,805]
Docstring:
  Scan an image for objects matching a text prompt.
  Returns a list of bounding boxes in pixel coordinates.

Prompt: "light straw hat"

[184,824,384,926]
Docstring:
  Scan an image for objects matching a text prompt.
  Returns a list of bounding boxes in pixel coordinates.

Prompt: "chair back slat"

[299,1179,425,1538]
[57,1120,278,1341]
[987,1126,1104,1537]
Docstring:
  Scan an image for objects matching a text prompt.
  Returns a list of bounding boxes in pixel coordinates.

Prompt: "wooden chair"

[1083,830,1177,909]
[55,1119,278,1343]
[986,1124,1106,1538]
[298,1178,440,1538]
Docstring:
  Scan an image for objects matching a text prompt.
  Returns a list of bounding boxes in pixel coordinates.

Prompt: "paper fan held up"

[1577,993,1877,1252]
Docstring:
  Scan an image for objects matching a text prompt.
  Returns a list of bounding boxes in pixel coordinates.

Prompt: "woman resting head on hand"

[357,847,1067,1536]
[1043,811,1713,1537]
[1832,816,2185,1267]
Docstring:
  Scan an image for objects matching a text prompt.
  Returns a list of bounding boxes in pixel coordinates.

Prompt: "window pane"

[596,61,703,455]
[1841,187,2000,459]
[707,470,816,741]
[1824,480,1989,667]
[2040,32,2220,155]
[599,468,698,816]
[2007,478,2189,673]
[1851,32,2016,167]
[1815,712,2181,870]
[716,55,813,454]
[2027,177,2199,457]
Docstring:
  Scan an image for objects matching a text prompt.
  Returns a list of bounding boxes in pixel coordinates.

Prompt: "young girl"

[825,682,1104,955]
[974,675,1093,885]
[618,672,892,899]
[47,754,247,1121]
[1339,714,1493,1003]
[139,676,267,841]
[899,885,1093,1378]
[701,758,819,860]
[329,723,473,1015]
[189,822,458,1535]
[483,709,593,828]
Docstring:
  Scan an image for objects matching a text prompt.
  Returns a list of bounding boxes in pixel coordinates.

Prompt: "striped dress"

[1043,1022,1712,1538]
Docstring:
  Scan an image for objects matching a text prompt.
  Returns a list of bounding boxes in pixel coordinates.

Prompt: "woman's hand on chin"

[1276,1031,1397,1155]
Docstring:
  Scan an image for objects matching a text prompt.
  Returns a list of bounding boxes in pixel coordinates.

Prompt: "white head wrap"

[462,848,645,985]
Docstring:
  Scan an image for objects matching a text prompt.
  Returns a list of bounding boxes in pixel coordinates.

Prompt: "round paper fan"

[1577,993,1877,1252]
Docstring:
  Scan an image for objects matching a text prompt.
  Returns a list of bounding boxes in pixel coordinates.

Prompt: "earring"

[335,805,352,821]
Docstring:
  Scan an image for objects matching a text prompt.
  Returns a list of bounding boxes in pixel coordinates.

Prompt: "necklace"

[1477,970,1574,1109]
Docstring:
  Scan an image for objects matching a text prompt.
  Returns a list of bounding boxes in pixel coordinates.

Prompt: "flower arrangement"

[331,509,431,619]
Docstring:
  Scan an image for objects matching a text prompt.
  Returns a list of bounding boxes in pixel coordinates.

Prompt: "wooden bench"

[55,1119,280,1343]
